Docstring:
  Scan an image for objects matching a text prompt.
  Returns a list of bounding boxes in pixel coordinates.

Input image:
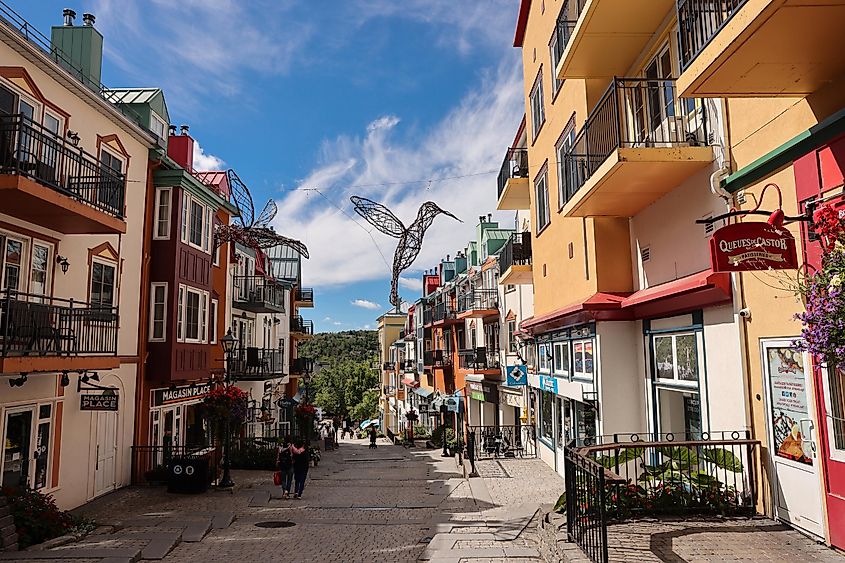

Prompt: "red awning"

[402,375,419,388]
[521,270,732,335]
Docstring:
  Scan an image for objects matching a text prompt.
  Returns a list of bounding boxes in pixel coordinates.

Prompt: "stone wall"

[0,495,17,551]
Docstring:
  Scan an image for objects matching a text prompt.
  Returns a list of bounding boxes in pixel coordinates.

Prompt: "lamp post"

[301,359,312,445]
[218,329,238,488]
[440,404,449,457]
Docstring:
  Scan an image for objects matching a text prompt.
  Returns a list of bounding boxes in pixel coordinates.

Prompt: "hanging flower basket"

[405,410,419,423]
[295,404,317,418]
[201,385,248,429]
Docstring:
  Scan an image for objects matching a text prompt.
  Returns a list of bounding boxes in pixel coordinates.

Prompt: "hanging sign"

[505,365,528,387]
[539,374,558,394]
[80,392,119,411]
[710,222,798,272]
[152,383,211,407]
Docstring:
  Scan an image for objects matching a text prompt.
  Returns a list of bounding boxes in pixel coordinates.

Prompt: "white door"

[93,412,117,498]
[761,340,824,538]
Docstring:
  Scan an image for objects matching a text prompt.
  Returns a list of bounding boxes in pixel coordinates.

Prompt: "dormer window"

[150,113,168,140]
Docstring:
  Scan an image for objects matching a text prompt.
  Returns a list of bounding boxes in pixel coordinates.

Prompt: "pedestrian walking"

[290,439,309,499]
[332,416,340,444]
[369,426,378,449]
[275,436,294,499]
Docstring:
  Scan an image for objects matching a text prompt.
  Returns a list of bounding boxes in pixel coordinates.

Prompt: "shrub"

[2,487,77,548]
[431,425,456,449]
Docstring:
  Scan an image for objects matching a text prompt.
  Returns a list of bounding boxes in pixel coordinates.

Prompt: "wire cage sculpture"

[349,196,460,309]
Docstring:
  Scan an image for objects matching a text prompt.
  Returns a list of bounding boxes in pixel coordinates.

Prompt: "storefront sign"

[152,383,211,407]
[505,365,528,387]
[539,374,558,394]
[468,382,499,403]
[710,222,798,272]
[765,345,813,465]
[502,390,524,408]
[80,392,118,411]
[397,388,406,401]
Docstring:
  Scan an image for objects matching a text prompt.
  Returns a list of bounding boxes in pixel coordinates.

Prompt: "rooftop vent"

[82,12,95,26]
[62,8,76,26]
[180,124,190,136]
[641,246,651,263]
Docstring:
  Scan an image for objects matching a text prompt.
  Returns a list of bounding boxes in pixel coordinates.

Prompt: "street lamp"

[219,329,239,488]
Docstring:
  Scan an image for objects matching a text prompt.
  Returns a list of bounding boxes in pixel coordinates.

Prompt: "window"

[189,201,203,247]
[150,113,167,140]
[90,261,116,308]
[530,71,545,139]
[200,292,208,342]
[538,342,552,373]
[149,283,167,341]
[178,285,209,343]
[181,193,213,254]
[154,188,171,239]
[653,333,699,383]
[539,390,554,444]
[572,339,594,380]
[507,320,517,353]
[210,299,218,344]
[30,244,49,296]
[180,193,188,242]
[535,170,550,232]
[177,286,184,340]
[556,125,576,208]
[549,34,562,94]
[99,149,123,210]
[204,207,212,253]
[2,236,23,291]
[553,341,570,377]
[185,290,200,341]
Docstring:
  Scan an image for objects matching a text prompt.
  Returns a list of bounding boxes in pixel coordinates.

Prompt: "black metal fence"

[496,147,529,199]
[553,0,588,63]
[232,275,285,312]
[0,114,126,217]
[423,307,434,326]
[458,289,498,313]
[499,232,532,274]
[290,316,314,335]
[457,347,500,371]
[229,346,284,381]
[295,287,314,302]
[0,290,118,357]
[131,445,219,485]
[433,302,457,323]
[560,78,710,207]
[467,425,536,460]
[677,0,748,69]
[564,443,611,563]
[423,349,451,367]
[290,356,313,374]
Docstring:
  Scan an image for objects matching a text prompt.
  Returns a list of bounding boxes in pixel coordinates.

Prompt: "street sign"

[80,392,118,411]
[506,365,528,386]
[710,222,798,272]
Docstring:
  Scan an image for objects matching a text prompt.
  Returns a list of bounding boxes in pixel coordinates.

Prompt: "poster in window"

[583,341,594,374]
[573,342,583,373]
[767,346,812,465]
[654,336,674,379]
[676,334,699,381]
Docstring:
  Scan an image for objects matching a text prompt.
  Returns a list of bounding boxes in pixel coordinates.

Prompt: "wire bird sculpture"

[209,169,309,259]
[350,196,461,309]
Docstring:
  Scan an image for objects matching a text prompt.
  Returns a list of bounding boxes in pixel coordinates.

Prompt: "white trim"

[177,284,210,344]
[210,298,219,344]
[89,257,117,308]
[153,187,171,240]
[149,282,167,342]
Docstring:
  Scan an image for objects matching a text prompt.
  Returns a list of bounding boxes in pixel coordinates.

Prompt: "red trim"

[513,0,532,47]
[512,116,526,148]
[522,270,732,335]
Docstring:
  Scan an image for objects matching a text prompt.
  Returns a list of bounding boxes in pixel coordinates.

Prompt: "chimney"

[487,213,492,222]
[167,124,195,173]
[168,125,177,136]
[52,9,103,90]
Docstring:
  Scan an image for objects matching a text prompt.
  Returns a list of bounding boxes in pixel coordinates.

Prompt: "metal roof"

[103,88,169,121]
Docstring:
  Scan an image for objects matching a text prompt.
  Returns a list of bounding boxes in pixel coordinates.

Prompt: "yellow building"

[376,311,406,435]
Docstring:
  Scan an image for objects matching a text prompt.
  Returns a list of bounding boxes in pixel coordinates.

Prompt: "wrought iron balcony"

[458,347,500,371]
[0,290,118,359]
[403,360,416,372]
[499,232,532,275]
[423,307,434,326]
[290,316,313,336]
[552,0,587,70]
[496,147,529,203]
[559,78,710,214]
[290,356,313,374]
[423,349,451,367]
[294,287,314,306]
[0,114,127,230]
[232,276,285,313]
[228,346,284,381]
[677,0,747,70]
[432,302,458,324]
[458,289,499,316]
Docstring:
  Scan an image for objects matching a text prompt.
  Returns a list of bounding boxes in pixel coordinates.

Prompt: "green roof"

[105,88,169,123]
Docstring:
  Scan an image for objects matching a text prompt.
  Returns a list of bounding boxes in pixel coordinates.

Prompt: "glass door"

[2,408,34,488]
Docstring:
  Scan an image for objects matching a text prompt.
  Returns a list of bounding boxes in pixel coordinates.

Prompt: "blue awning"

[413,387,434,398]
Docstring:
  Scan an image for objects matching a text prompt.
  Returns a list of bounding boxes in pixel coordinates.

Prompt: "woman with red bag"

[274,436,294,499]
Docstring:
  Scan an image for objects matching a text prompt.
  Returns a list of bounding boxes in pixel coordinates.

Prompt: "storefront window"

[540,390,553,444]
[572,339,594,380]
[184,404,206,448]
[656,388,701,439]
[829,367,845,452]
[576,402,597,445]
[654,333,699,382]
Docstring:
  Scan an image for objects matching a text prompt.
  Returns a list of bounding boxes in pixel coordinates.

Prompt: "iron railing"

[432,301,457,323]
[678,0,748,70]
[564,431,759,563]
[228,346,284,381]
[496,147,529,199]
[295,287,314,302]
[290,316,313,335]
[552,0,588,65]
[0,114,126,217]
[232,275,285,312]
[290,356,313,374]
[499,231,532,274]
[458,347,501,371]
[0,290,118,357]
[130,445,219,485]
[423,349,451,367]
[423,307,434,326]
[560,78,709,208]
[467,425,537,460]
[458,289,499,313]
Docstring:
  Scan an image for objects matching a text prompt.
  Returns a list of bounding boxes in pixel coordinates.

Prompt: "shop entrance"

[762,340,824,538]
[2,408,33,487]
[93,412,117,498]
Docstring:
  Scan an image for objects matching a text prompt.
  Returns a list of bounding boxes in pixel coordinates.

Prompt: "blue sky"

[24,1,524,332]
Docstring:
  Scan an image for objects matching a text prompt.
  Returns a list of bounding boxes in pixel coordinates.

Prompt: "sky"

[23,1,525,332]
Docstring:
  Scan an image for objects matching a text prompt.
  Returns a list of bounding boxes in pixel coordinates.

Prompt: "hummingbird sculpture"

[350,196,461,309]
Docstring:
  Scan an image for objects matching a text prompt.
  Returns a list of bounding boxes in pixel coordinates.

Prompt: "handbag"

[273,470,282,486]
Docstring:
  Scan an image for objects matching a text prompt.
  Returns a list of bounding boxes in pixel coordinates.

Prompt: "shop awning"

[413,387,434,398]
[402,375,419,388]
[522,270,732,335]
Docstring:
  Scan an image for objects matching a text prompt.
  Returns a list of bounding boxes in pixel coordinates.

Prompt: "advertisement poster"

[767,346,812,465]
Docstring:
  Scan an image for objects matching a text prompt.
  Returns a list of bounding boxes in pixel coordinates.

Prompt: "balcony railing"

[232,276,285,312]
[677,0,748,70]
[290,316,313,335]
[432,302,457,323]
[290,357,313,374]
[0,114,126,218]
[423,349,451,367]
[228,347,284,381]
[423,308,434,326]
[560,78,709,208]
[294,287,314,303]
[458,289,499,313]
[382,361,395,371]
[496,147,529,200]
[500,232,532,274]
[552,0,588,65]
[458,347,500,371]
[0,290,118,357]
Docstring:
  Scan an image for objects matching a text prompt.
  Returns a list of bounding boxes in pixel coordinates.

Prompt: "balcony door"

[641,46,676,147]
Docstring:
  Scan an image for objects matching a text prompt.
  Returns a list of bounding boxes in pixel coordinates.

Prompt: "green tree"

[349,389,380,422]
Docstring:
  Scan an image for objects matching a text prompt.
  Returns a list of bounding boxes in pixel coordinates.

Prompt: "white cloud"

[272,62,523,290]
[351,299,381,310]
[333,321,343,326]
[398,276,423,291]
[192,142,225,172]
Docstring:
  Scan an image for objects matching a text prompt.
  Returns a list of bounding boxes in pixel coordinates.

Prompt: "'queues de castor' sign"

[709,222,798,272]
[80,392,119,411]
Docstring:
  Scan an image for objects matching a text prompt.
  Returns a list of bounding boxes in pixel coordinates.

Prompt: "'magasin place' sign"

[710,222,798,272]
